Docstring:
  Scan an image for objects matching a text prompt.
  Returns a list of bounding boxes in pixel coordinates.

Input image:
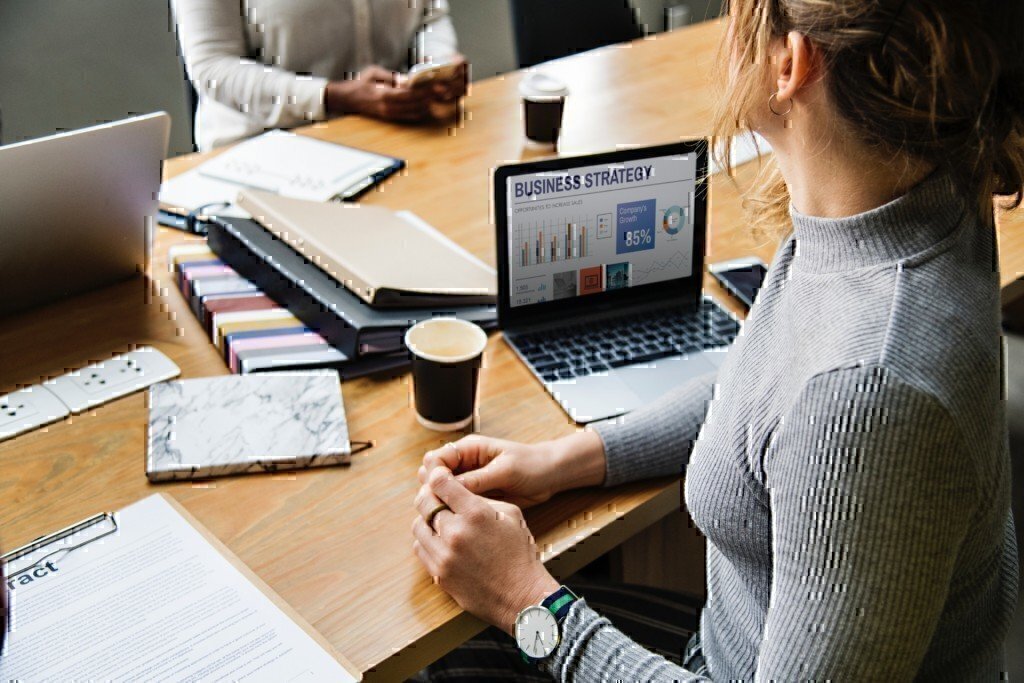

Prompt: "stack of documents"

[168,239,495,376]
[169,242,399,375]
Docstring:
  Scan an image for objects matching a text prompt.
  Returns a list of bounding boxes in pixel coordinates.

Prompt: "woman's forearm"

[546,430,607,493]
[594,370,717,487]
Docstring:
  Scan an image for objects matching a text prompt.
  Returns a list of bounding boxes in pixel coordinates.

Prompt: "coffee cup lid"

[404,317,488,364]
[519,72,569,100]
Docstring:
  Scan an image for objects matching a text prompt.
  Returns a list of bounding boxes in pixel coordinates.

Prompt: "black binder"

[206,217,497,359]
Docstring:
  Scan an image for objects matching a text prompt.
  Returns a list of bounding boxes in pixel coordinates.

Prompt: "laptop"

[495,141,739,423]
[0,112,170,318]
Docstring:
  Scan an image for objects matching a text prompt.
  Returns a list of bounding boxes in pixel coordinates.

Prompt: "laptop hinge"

[505,295,701,337]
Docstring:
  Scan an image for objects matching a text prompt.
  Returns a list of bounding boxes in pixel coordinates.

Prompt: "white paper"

[159,167,251,218]
[197,131,393,202]
[1,495,356,682]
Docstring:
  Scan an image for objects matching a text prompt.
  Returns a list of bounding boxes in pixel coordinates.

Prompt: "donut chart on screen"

[662,205,685,235]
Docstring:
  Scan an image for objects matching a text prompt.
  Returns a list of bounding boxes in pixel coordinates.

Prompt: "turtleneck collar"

[789,171,968,273]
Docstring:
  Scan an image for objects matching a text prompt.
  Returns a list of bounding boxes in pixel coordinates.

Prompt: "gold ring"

[426,502,451,531]
[445,442,463,467]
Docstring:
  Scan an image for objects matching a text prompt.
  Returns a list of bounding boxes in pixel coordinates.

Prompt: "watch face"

[515,605,559,659]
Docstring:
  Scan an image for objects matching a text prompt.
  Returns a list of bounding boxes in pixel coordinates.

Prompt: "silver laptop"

[0,112,169,318]
[495,141,738,424]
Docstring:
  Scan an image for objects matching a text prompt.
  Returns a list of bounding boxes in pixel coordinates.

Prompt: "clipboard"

[158,131,405,234]
[1,494,361,681]
[1,511,118,583]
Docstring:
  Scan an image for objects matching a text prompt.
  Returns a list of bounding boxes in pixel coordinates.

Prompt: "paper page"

[159,167,250,218]
[0,494,357,682]
[197,132,393,202]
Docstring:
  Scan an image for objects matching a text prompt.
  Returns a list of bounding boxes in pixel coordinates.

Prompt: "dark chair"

[1004,331,1024,678]
[999,283,1024,677]
[170,2,199,152]
[508,0,643,69]
[179,47,199,150]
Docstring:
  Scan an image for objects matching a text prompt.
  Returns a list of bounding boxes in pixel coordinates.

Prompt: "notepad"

[0,494,359,681]
[146,371,351,481]
[158,131,404,222]
[200,131,400,201]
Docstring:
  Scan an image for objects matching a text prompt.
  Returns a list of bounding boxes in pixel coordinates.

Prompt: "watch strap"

[541,585,578,623]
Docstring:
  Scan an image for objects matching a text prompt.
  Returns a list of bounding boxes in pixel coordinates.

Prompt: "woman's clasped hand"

[411,433,603,631]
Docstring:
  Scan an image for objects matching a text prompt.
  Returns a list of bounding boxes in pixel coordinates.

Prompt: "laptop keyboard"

[512,300,740,383]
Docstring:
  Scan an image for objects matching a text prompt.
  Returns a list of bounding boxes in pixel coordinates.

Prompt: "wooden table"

[3,19,1023,680]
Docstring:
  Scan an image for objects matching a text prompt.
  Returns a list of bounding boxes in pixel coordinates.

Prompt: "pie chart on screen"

[662,206,685,235]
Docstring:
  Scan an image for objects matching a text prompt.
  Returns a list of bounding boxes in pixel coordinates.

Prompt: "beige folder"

[236,189,497,308]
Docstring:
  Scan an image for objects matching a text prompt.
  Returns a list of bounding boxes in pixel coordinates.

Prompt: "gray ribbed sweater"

[544,172,1019,681]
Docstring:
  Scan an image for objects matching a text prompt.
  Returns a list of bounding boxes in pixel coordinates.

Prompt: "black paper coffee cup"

[524,98,566,144]
[520,73,569,145]
[405,318,488,431]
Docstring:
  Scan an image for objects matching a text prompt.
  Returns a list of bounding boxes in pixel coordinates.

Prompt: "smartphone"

[405,58,463,87]
[709,257,768,310]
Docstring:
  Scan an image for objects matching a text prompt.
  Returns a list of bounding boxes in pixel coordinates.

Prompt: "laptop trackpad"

[616,353,718,404]
[548,372,642,424]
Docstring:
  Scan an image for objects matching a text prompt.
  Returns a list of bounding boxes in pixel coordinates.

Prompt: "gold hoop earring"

[768,92,793,116]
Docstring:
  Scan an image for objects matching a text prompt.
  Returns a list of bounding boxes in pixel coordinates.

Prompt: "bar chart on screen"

[505,153,699,309]
[515,219,597,267]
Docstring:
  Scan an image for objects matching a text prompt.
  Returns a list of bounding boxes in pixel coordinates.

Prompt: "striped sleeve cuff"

[540,598,608,679]
[540,598,709,681]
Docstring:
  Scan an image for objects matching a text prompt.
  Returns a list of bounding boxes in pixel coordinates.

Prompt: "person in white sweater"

[171,0,464,150]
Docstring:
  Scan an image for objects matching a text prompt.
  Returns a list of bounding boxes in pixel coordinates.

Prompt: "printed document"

[0,494,357,682]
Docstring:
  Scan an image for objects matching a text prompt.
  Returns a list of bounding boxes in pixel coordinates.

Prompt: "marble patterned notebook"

[146,371,350,481]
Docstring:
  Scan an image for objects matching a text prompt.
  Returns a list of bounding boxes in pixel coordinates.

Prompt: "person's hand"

[426,55,468,103]
[418,432,606,509]
[325,65,431,122]
[412,467,559,634]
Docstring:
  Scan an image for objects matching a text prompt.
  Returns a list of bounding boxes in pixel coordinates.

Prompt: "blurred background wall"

[0,0,722,156]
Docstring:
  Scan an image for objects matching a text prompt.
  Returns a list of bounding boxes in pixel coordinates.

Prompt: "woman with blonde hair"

[411,0,1022,679]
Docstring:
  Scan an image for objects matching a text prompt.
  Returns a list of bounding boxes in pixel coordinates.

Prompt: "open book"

[236,189,497,308]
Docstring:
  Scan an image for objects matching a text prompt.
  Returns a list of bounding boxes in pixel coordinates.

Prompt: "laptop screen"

[495,142,707,326]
